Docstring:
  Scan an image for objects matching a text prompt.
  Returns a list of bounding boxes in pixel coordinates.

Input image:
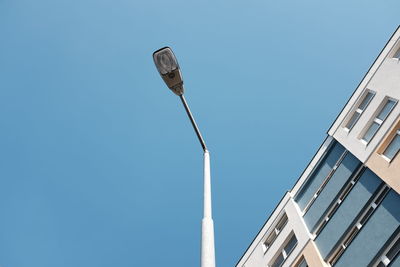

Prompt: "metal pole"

[201,150,215,267]
[179,95,207,152]
[179,94,215,267]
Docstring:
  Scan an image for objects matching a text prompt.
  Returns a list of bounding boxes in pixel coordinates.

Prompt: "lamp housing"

[153,47,184,95]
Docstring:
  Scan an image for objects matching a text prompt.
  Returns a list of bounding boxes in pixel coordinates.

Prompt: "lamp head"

[153,47,184,96]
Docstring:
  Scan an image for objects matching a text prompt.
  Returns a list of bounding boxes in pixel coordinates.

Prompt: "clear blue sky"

[0,1,399,266]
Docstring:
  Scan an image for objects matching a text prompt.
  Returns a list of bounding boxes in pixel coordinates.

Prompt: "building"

[236,26,400,267]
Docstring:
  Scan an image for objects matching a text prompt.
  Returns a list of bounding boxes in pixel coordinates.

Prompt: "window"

[372,232,400,266]
[270,233,298,267]
[263,213,288,252]
[383,130,400,161]
[284,234,297,254]
[272,253,284,267]
[294,257,309,267]
[362,99,397,143]
[345,91,375,131]
[275,213,288,232]
[328,185,390,265]
[393,47,400,59]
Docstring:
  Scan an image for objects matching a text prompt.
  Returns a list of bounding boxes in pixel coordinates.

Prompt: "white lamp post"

[153,47,216,267]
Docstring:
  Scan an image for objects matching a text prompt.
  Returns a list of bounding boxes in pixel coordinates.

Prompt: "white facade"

[329,28,400,163]
[237,193,311,267]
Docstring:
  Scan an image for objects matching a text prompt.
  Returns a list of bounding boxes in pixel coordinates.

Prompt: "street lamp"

[153,47,216,267]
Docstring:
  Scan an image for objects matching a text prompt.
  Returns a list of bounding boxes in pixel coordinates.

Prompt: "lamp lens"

[153,48,178,75]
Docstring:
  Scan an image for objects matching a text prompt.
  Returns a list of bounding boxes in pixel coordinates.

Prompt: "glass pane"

[377,262,385,267]
[153,48,178,75]
[340,183,353,200]
[330,247,345,266]
[296,258,308,267]
[359,92,374,110]
[377,100,396,121]
[346,112,361,130]
[363,122,380,142]
[383,134,400,160]
[276,214,288,231]
[359,207,374,225]
[374,187,390,205]
[344,227,360,247]
[272,253,284,267]
[266,231,277,243]
[284,234,297,255]
[387,237,400,261]
[394,48,400,59]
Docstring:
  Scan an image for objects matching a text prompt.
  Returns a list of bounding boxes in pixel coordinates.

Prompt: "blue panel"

[296,142,345,210]
[335,190,400,267]
[304,153,360,231]
[315,169,381,258]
